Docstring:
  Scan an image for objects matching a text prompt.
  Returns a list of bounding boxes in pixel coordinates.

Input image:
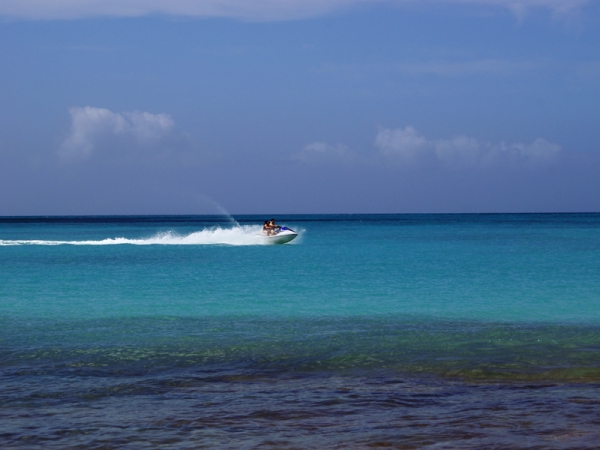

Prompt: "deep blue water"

[2,214,600,448]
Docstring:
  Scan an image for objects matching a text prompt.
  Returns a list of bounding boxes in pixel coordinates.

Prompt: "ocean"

[1,214,600,448]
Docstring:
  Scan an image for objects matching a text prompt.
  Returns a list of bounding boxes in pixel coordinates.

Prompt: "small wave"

[0,226,277,246]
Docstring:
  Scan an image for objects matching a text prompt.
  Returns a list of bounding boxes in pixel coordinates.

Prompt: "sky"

[0,0,599,215]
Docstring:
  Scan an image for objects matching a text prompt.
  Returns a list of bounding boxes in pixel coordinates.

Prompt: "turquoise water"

[2,214,600,447]
[3,214,600,321]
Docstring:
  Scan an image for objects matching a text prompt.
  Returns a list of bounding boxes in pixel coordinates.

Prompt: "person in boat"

[262,218,280,236]
[268,218,281,235]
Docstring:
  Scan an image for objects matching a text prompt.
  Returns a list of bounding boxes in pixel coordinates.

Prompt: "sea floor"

[3,370,600,449]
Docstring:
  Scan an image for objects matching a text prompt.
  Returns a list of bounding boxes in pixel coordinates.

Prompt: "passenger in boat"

[263,220,271,235]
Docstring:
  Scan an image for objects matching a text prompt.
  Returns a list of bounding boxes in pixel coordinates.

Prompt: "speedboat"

[261,227,298,244]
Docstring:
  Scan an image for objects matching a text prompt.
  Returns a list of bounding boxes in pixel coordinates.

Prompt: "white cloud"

[506,137,562,161]
[375,126,561,167]
[293,141,353,163]
[374,126,428,162]
[434,135,483,165]
[59,106,174,160]
[0,0,589,21]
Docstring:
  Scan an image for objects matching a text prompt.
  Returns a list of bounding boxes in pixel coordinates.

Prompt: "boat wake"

[0,226,284,246]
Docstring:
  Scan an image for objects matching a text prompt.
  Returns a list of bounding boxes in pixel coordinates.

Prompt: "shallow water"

[2,214,600,448]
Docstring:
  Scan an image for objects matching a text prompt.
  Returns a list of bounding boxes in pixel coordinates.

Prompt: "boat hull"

[267,232,297,244]
[260,229,298,244]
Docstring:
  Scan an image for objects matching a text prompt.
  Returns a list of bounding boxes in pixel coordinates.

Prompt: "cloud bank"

[59,106,174,160]
[0,0,589,21]
[375,126,561,167]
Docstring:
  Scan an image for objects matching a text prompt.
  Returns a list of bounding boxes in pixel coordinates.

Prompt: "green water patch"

[2,316,600,382]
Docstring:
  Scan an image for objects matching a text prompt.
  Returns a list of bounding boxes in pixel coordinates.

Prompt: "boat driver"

[268,218,280,235]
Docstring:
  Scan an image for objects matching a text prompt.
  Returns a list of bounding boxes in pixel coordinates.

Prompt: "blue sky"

[1,0,599,214]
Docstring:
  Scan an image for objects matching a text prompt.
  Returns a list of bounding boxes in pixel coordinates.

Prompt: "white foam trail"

[0,225,275,246]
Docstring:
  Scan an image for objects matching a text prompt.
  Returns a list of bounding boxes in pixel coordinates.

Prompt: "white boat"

[261,227,298,244]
